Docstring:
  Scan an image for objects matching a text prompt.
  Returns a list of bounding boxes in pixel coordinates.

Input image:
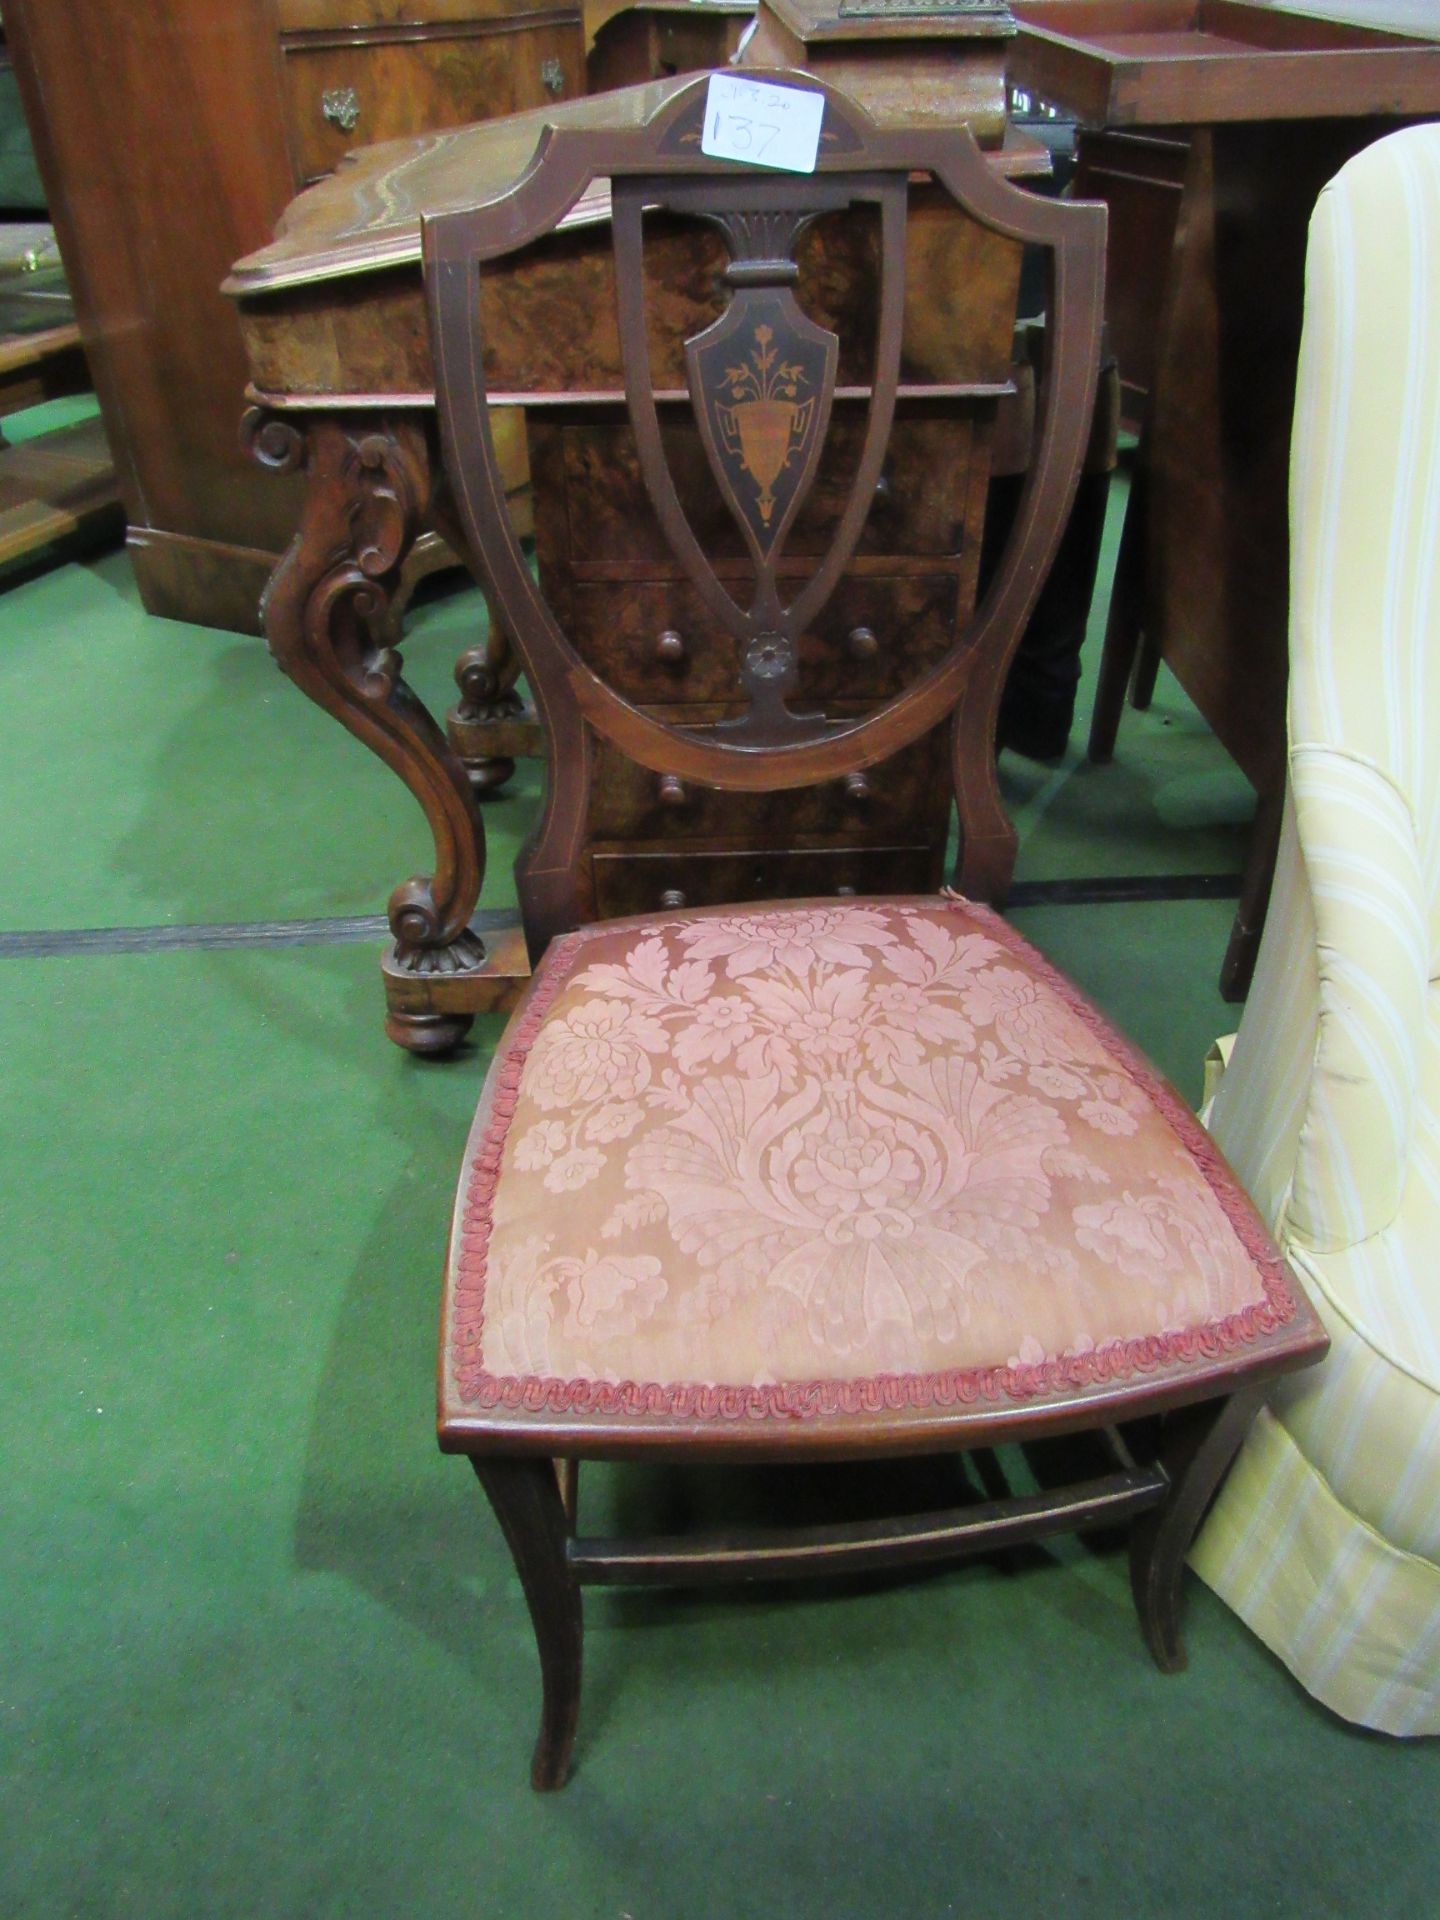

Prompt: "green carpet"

[0,545,540,931]
[3,468,1434,1920]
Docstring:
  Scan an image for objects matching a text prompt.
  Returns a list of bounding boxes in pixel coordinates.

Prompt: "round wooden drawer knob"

[658,774,688,809]
[843,772,871,804]
[660,889,687,910]
[847,626,879,660]
[655,629,686,665]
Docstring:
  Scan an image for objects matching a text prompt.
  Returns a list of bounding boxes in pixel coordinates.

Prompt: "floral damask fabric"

[448,901,1292,1414]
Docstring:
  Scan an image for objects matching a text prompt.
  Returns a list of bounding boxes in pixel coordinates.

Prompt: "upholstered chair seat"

[442,899,1307,1442]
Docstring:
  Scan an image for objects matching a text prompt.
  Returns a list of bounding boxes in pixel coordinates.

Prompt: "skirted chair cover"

[1191,124,1440,1735]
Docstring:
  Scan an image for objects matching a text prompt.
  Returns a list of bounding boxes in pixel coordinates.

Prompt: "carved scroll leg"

[1129,1386,1264,1673]
[471,1454,583,1791]
[247,409,491,1055]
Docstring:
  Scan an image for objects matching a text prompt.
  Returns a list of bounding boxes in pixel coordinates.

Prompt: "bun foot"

[383,1008,475,1055]
[468,755,517,798]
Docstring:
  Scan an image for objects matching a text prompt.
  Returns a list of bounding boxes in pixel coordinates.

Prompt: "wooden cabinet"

[1,0,583,634]
[275,3,584,184]
[1069,129,1187,429]
[522,386,997,921]
[586,1,752,96]
[1010,0,1440,996]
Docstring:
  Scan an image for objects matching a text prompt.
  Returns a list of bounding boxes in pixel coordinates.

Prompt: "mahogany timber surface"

[586,0,751,96]
[2,0,307,607]
[1013,0,1440,997]
[1009,1,1440,127]
[737,0,1014,139]
[1070,129,1185,424]
[0,415,121,568]
[278,11,584,186]
[0,0,583,634]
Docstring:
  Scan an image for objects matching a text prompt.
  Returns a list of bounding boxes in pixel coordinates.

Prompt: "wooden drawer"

[559,408,984,567]
[276,1,539,25]
[280,16,583,184]
[589,727,952,843]
[566,573,963,706]
[590,844,941,918]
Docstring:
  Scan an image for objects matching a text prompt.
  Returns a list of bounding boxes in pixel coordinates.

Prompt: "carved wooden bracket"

[245,406,488,986]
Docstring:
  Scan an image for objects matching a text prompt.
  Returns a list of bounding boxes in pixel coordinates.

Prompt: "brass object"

[321,87,360,133]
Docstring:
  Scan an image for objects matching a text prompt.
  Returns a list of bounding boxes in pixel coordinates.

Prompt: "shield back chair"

[423,72,1328,1788]
[1190,123,1440,1736]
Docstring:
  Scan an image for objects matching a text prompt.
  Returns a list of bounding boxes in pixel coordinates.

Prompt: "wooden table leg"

[246,407,502,1054]
[447,603,544,800]
[1219,772,1283,1004]
[1088,434,1148,766]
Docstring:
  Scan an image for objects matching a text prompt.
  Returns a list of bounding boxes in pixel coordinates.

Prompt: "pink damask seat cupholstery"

[442,898,1303,1434]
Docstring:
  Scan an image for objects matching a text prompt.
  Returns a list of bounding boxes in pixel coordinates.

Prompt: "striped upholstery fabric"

[1191,124,1440,1735]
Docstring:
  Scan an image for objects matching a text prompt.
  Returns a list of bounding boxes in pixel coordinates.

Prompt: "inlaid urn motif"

[716,324,816,528]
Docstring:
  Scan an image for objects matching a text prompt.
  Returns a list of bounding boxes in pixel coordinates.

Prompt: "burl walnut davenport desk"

[227,49,1070,1052]
[1008,1,1440,998]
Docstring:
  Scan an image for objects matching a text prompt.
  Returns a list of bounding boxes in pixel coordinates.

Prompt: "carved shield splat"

[688,290,837,562]
[426,69,1109,935]
[608,175,905,737]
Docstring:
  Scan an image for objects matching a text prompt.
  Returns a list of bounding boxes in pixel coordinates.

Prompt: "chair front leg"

[470,1454,583,1790]
[1129,1386,1264,1672]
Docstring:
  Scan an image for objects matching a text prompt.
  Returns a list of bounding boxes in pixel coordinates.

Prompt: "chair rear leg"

[471,1454,582,1790]
[1129,1386,1263,1672]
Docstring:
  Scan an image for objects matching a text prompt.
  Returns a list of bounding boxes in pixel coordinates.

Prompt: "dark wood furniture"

[0,0,583,634]
[1008,1,1440,997]
[0,243,120,569]
[227,60,1053,1051]
[740,0,1012,136]
[277,0,585,188]
[586,0,753,94]
[1069,128,1185,428]
[0,28,123,575]
[420,75,1328,1785]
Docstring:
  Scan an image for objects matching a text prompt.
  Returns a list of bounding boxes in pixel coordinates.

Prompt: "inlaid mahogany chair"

[424,72,1327,1788]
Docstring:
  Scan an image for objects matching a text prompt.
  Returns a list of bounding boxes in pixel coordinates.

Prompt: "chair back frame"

[424,73,1105,952]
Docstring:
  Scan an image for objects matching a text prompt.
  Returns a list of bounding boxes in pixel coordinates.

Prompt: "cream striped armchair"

[1191,122,1440,1735]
